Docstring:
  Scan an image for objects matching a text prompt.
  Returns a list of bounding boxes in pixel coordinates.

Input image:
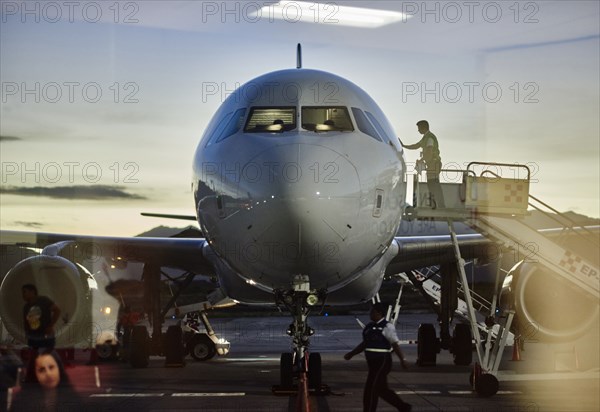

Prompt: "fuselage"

[192,68,406,304]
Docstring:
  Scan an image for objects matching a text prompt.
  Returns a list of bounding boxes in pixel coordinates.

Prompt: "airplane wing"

[387,233,493,275]
[387,223,599,275]
[0,228,497,283]
[0,230,216,350]
[0,230,213,274]
[4,225,592,286]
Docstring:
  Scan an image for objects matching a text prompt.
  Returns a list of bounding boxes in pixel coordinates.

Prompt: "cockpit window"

[215,108,247,143]
[205,111,232,147]
[301,107,354,132]
[365,111,392,144]
[351,107,382,142]
[244,107,296,133]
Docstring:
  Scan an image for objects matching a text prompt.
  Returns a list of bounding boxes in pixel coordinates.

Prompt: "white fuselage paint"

[192,69,406,304]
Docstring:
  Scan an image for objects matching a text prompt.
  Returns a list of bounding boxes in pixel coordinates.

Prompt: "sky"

[1,0,599,236]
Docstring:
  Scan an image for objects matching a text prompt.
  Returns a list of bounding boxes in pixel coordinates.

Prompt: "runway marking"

[90,393,246,398]
[447,390,523,395]
[396,390,523,395]
[497,371,600,382]
[171,393,246,397]
[90,393,165,397]
[413,408,480,411]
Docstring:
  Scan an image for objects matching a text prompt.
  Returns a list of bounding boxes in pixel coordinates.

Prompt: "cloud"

[13,221,44,229]
[484,34,600,53]
[0,135,22,142]
[0,185,147,200]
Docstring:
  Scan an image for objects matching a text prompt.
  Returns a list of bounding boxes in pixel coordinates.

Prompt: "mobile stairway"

[403,161,599,397]
[395,266,514,345]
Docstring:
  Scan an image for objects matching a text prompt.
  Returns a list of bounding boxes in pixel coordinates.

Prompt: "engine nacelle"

[0,254,92,347]
[504,262,599,342]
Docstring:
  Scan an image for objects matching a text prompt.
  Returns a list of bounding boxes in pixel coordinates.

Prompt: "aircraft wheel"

[187,335,216,361]
[96,343,117,361]
[452,323,473,366]
[417,323,437,366]
[129,325,150,368]
[165,325,185,365]
[280,353,294,388]
[308,352,322,390]
[475,373,499,397]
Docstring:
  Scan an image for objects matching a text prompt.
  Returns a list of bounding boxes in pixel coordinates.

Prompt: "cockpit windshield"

[301,107,354,132]
[244,107,296,133]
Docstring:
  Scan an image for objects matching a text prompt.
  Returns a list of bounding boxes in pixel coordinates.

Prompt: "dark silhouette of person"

[269,119,285,132]
[1,345,23,411]
[9,349,83,411]
[116,304,141,361]
[22,284,61,350]
[344,303,411,412]
[402,120,446,208]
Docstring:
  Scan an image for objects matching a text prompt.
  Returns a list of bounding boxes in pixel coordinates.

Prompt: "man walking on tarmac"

[402,120,446,208]
[344,303,412,412]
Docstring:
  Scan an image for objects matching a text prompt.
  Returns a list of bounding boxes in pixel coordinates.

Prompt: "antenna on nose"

[296,43,302,69]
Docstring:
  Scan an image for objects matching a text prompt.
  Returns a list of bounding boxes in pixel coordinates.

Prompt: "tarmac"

[4,314,599,411]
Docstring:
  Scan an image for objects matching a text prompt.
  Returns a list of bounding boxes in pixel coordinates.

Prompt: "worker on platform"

[402,120,445,208]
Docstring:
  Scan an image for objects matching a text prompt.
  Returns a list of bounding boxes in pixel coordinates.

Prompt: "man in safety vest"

[344,303,411,412]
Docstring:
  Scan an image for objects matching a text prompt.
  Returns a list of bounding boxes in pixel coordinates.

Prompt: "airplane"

[1,45,598,397]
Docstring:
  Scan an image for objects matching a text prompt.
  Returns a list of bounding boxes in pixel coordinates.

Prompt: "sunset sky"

[1,1,598,236]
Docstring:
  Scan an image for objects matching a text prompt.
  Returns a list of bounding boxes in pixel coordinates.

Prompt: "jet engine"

[0,253,93,347]
[503,262,599,342]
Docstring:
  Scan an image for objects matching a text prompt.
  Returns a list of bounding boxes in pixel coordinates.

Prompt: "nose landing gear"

[273,276,326,397]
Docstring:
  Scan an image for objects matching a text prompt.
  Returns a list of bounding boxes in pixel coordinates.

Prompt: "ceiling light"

[253,1,410,28]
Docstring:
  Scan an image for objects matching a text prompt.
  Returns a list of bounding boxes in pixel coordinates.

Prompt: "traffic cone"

[511,338,521,361]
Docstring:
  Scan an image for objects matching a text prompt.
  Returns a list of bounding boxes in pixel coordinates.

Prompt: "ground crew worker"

[344,303,412,412]
[402,120,446,208]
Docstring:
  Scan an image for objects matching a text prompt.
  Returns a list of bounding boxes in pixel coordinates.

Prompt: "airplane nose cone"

[244,142,361,237]
[218,143,362,283]
[244,142,360,203]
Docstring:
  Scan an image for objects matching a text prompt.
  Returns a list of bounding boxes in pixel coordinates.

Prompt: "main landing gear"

[274,276,326,396]
[415,322,472,367]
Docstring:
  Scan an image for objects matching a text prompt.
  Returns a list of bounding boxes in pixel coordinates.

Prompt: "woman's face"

[35,354,60,389]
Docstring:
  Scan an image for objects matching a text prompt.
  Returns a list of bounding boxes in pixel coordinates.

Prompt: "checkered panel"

[503,183,525,203]
[559,250,583,273]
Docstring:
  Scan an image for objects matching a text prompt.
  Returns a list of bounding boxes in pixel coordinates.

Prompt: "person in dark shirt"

[344,303,411,412]
[22,284,61,350]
